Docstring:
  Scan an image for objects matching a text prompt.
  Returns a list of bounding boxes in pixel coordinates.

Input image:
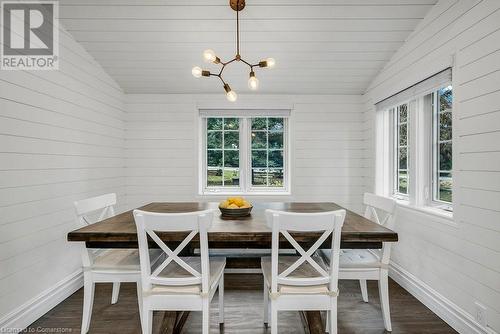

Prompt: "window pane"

[398,171,408,194]
[224,131,239,149]
[252,150,267,167]
[207,168,223,186]
[269,169,284,187]
[207,131,222,149]
[269,150,283,168]
[224,118,239,130]
[207,150,222,167]
[439,142,452,171]
[224,150,239,168]
[399,124,407,146]
[438,172,452,202]
[252,131,267,149]
[399,104,408,123]
[433,86,453,203]
[269,118,284,132]
[252,168,268,186]
[224,169,240,186]
[399,148,407,169]
[269,132,283,149]
[439,112,452,141]
[252,118,267,130]
[207,118,223,130]
[439,86,453,112]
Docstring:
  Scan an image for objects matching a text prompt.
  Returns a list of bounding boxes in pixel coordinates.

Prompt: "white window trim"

[199,115,290,196]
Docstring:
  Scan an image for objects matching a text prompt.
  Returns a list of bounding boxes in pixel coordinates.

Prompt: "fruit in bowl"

[219,197,253,217]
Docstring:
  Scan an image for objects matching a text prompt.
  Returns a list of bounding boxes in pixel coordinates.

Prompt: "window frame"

[200,115,290,195]
[384,85,453,214]
[430,87,453,211]
[392,103,410,199]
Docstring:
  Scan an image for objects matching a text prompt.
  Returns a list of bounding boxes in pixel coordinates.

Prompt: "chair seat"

[149,257,226,295]
[261,256,334,295]
[339,249,382,269]
[92,249,163,271]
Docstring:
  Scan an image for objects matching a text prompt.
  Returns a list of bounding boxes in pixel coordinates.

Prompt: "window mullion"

[240,117,248,193]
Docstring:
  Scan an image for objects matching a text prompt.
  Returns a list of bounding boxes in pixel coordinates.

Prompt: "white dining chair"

[133,209,225,334]
[323,193,396,332]
[261,209,346,334]
[74,193,162,334]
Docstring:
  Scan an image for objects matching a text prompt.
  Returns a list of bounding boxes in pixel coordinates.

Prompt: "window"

[201,114,289,194]
[206,118,240,188]
[251,118,285,188]
[432,86,453,205]
[376,68,453,213]
[394,103,409,197]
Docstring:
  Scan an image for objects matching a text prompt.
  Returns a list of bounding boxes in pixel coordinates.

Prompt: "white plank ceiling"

[59,0,437,94]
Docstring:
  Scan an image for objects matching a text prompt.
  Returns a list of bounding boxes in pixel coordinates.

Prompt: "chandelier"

[191,0,275,102]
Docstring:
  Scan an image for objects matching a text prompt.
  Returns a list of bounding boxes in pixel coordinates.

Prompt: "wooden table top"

[67,202,398,249]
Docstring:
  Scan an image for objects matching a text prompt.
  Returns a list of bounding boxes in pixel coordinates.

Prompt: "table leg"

[156,311,190,334]
[302,311,324,334]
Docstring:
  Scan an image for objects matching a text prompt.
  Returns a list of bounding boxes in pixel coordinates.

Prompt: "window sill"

[395,200,457,228]
[199,191,291,197]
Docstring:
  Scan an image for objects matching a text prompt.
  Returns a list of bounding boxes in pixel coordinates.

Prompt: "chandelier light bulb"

[224,83,237,102]
[248,71,259,90]
[266,58,276,68]
[226,90,237,102]
[203,49,217,63]
[191,66,202,78]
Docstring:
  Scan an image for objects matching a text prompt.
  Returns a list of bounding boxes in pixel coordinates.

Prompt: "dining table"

[67,202,398,334]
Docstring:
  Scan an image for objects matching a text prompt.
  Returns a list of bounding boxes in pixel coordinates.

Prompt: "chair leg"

[136,281,143,326]
[270,301,278,334]
[329,297,338,334]
[81,273,95,334]
[360,279,369,302]
[141,306,153,334]
[111,282,121,304]
[379,270,392,332]
[219,274,224,325]
[202,298,210,334]
[325,311,330,333]
[263,280,269,326]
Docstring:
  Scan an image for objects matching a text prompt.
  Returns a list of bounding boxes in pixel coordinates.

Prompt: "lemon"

[241,200,252,208]
[233,198,245,207]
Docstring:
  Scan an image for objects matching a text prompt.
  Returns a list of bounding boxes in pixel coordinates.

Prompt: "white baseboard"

[0,270,83,333]
[390,262,497,334]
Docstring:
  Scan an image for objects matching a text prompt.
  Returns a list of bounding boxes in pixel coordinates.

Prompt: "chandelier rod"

[236,8,240,56]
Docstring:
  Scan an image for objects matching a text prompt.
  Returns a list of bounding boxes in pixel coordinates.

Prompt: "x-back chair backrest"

[363,193,396,266]
[265,209,346,296]
[133,209,215,295]
[73,193,117,267]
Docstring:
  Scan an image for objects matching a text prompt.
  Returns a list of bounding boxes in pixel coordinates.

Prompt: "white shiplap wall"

[0,27,126,325]
[125,94,367,214]
[365,0,500,332]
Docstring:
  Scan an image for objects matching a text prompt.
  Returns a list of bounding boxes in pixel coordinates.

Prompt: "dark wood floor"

[28,274,456,334]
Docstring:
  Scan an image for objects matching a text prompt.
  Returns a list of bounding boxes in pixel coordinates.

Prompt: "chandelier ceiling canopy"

[191,0,275,101]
